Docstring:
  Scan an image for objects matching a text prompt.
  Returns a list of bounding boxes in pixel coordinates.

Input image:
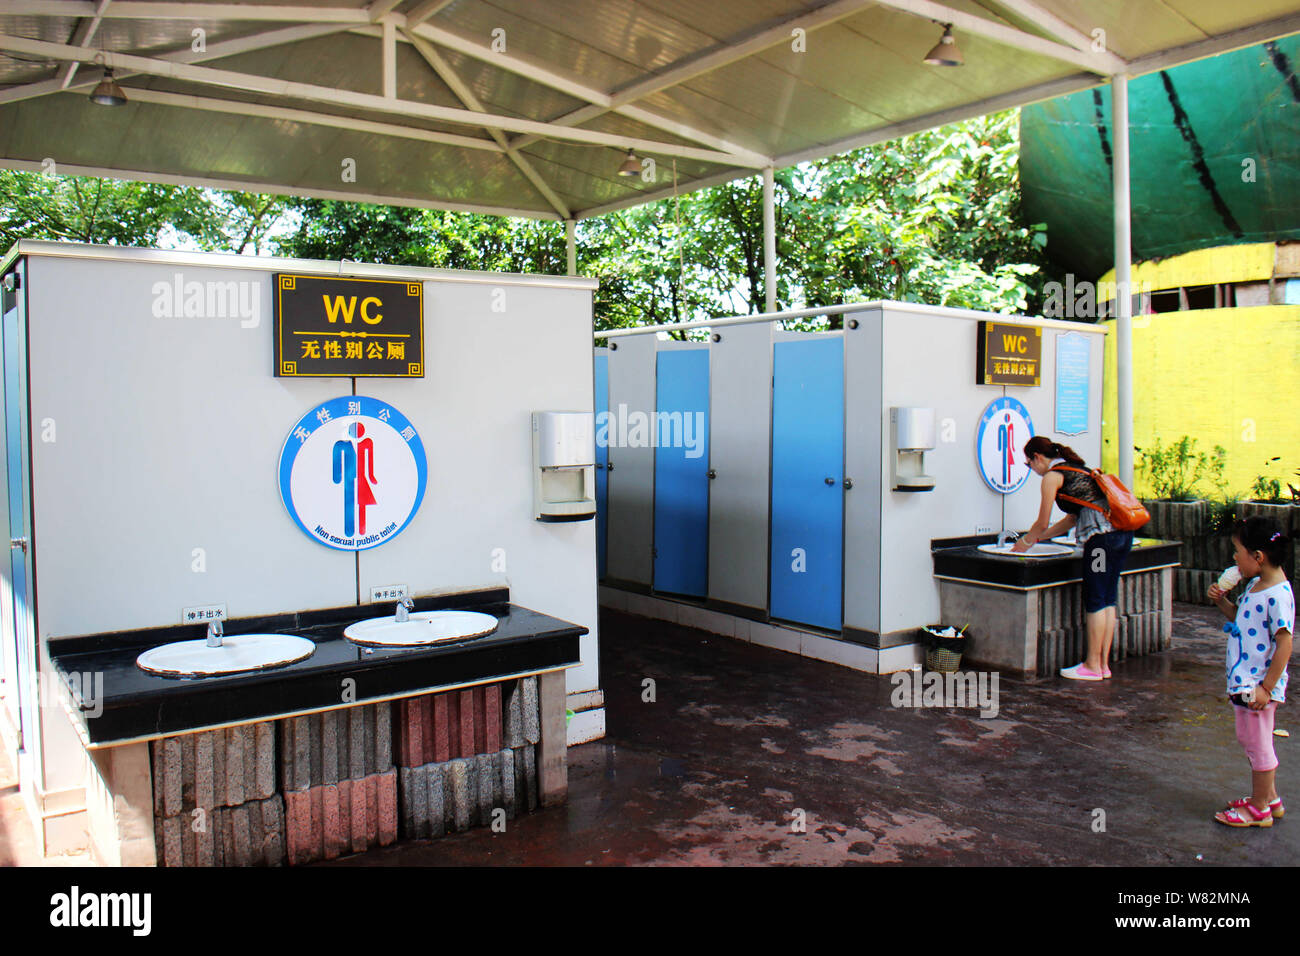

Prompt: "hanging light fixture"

[923,23,963,66]
[617,149,641,177]
[90,67,127,106]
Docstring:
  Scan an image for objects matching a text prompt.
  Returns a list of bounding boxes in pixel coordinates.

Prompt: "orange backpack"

[1052,465,1150,532]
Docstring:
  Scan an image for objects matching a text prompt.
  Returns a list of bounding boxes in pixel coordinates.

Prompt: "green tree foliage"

[2,111,1050,336]
[0,170,286,254]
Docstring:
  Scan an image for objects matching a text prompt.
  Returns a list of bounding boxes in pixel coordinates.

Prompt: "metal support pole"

[1112,75,1134,488]
[565,218,576,276]
[762,165,776,313]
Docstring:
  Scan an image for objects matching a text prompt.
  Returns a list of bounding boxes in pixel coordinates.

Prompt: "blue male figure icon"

[333,432,358,538]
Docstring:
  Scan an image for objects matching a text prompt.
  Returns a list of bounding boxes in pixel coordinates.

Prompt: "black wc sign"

[278,396,427,550]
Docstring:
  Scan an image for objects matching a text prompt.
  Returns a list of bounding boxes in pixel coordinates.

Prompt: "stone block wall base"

[283,768,398,865]
[399,746,536,840]
[155,794,286,867]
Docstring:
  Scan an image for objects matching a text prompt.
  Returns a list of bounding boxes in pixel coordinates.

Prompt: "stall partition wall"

[706,322,772,615]
[0,260,39,798]
[770,334,845,631]
[842,310,884,639]
[594,351,609,579]
[603,334,655,588]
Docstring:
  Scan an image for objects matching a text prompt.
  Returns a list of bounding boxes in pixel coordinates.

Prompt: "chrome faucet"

[395,597,414,622]
[206,620,224,648]
[997,529,1020,548]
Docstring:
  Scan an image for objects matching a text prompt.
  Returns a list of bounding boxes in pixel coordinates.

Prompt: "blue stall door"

[594,352,609,579]
[770,338,844,630]
[653,349,710,597]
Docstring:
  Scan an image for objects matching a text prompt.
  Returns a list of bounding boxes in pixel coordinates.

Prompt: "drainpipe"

[1112,75,1134,489]
[763,166,776,313]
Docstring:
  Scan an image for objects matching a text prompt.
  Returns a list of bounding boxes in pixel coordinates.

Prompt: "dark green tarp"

[1021,36,1300,280]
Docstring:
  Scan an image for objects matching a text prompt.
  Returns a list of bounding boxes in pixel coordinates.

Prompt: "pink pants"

[1235,702,1279,772]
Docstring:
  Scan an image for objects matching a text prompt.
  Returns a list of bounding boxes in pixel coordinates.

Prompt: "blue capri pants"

[1081,530,1134,613]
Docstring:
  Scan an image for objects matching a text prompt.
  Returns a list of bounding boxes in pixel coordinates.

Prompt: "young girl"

[1207,516,1294,827]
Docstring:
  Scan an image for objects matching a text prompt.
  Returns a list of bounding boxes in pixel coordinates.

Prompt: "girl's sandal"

[1215,803,1274,827]
[1228,796,1284,819]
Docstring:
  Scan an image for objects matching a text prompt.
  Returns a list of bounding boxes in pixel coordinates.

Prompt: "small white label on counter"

[370,584,409,603]
[182,604,227,624]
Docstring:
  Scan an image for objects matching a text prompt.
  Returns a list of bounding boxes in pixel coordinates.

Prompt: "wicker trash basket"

[921,625,966,673]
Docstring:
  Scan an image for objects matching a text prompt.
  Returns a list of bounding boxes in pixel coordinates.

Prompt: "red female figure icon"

[352,421,378,535]
[997,413,1015,486]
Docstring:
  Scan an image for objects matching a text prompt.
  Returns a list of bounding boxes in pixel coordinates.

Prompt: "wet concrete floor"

[328,601,1298,866]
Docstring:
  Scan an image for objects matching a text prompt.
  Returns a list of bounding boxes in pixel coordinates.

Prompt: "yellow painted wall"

[1101,304,1300,498]
[1098,243,1275,300]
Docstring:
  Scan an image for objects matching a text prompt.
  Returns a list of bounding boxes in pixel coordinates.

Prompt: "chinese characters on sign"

[274,274,424,377]
[977,321,1041,387]
[1054,331,1091,435]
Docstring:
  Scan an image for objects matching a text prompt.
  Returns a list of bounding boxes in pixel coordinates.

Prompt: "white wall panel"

[707,322,771,611]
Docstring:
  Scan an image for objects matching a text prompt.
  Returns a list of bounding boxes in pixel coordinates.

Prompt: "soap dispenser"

[889,406,936,492]
[531,411,597,522]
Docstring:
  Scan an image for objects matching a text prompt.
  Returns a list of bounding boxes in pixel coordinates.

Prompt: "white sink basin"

[1051,534,1078,546]
[978,542,1075,558]
[343,610,499,647]
[136,634,316,677]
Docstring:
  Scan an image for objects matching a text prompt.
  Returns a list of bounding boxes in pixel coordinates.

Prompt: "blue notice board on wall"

[1055,332,1090,435]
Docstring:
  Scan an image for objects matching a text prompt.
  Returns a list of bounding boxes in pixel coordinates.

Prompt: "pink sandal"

[1060,663,1104,681]
[1228,796,1284,819]
[1215,803,1274,827]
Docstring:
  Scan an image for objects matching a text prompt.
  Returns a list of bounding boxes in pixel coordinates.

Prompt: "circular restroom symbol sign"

[975,396,1034,494]
[278,396,427,551]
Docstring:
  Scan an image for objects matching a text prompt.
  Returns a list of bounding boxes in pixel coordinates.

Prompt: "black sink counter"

[931,536,1182,589]
[48,588,585,747]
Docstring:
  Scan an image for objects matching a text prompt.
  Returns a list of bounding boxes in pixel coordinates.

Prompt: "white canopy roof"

[0,0,1297,220]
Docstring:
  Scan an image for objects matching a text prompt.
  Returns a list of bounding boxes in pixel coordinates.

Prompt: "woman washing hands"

[1010,437,1133,680]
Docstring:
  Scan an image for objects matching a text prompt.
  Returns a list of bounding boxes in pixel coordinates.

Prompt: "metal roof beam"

[0,22,350,105]
[978,0,1127,69]
[9,0,769,163]
[366,0,404,24]
[120,86,503,152]
[402,28,572,218]
[0,157,560,220]
[2,2,372,21]
[0,33,751,166]
[869,0,1119,74]
[402,22,771,164]
[773,70,1104,168]
[59,0,112,88]
[404,0,455,28]
[511,0,878,152]
[381,17,396,98]
[1124,11,1300,77]
[577,69,1109,220]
